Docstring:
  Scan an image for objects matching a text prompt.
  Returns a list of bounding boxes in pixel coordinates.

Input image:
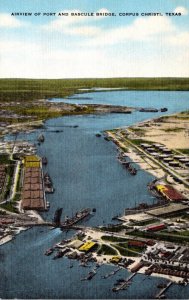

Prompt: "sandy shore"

[133,113,189,150]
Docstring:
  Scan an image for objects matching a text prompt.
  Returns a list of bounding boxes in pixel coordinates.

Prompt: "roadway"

[108,130,189,188]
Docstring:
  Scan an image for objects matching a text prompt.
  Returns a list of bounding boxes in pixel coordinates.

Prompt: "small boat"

[160,107,168,112]
[53,251,64,259]
[42,156,48,165]
[87,270,96,280]
[46,201,50,209]
[38,134,45,142]
[44,248,54,256]
[157,283,167,289]
[112,215,118,220]
[117,278,125,283]
[130,168,137,175]
[96,133,101,137]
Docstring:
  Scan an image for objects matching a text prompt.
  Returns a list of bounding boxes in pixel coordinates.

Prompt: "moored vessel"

[38,134,45,142]
[60,208,91,229]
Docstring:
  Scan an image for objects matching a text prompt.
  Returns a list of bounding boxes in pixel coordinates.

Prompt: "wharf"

[21,155,47,211]
[155,281,172,299]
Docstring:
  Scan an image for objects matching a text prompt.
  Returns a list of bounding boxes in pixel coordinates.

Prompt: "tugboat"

[38,134,45,142]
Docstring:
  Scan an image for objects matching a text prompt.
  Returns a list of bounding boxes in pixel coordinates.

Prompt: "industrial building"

[146,223,166,232]
[21,156,46,211]
[79,241,96,252]
[156,185,187,202]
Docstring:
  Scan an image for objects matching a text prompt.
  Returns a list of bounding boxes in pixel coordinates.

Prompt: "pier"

[112,272,137,292]
[102,267,121,279]
[155,281,172,299]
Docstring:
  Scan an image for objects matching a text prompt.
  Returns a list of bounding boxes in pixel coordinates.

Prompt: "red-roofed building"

[146,224,166,232]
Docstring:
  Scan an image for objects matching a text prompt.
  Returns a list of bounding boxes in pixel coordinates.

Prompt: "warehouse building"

[155,185,187,202]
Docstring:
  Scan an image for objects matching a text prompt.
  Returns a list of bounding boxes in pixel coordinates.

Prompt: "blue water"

[51,90,189,114]
[1,90,189,299]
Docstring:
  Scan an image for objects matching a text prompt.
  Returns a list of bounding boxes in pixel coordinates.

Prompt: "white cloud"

[43,8,111,29]
[0,36,189,79]
[42,8,110,36]
[0,12,189,78]
[64,25,101,37]
[85,16,176,47]
[0,13,23,28]
[167,31,189,46]
[174,6,188,15]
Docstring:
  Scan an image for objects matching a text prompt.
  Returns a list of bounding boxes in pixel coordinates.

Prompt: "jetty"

[155,281,172,299]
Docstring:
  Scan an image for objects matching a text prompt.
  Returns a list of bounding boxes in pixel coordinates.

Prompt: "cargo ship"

[60,208,91,229]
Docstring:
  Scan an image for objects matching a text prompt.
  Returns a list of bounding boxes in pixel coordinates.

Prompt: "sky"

[0,0,189,78]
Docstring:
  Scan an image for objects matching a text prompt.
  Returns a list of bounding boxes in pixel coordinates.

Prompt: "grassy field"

[1,77,189,102]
